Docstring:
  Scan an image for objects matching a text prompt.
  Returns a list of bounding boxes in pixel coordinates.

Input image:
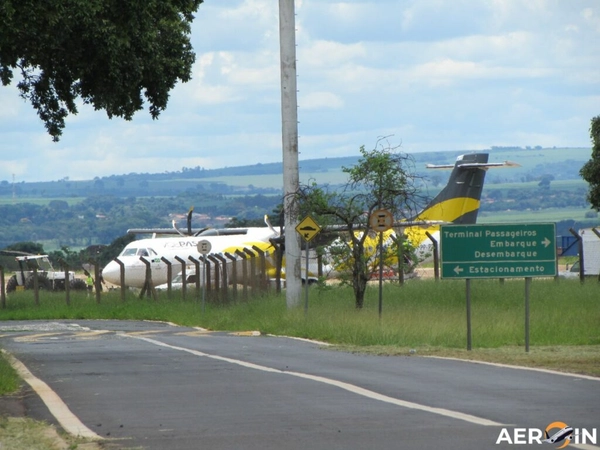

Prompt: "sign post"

[369,209,394,320]
[296,216,321,314]
[440,223,556,351]
[197,240,212,313]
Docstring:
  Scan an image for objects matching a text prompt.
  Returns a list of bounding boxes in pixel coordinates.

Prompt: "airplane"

[321,152,519,276]
[101,216,280,289]
[543,426,574,445]
[102,152,517,288]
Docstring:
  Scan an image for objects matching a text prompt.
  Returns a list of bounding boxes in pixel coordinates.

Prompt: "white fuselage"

[102,227,278,288]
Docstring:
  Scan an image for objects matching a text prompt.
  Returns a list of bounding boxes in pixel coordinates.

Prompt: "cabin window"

[137,249,149,257]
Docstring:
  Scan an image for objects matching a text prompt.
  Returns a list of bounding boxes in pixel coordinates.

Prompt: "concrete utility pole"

[279,0,302,308]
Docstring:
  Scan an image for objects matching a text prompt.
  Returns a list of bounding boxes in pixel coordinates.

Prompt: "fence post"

[244,248,257,293]
[569,228,584,283]
[60,259,70,306]
[225,253,238,301]
[175,256,187,300]
[593,228,600,282]
[139,257,157,300]
[269,237,284,292]
[188,256,201,302]
[113,258,126,302]
[93,260,102,304]
[88,259,102,304]
[425,231,440,280]
[214,254,229,303]
[0,265,5,309]
[161,257,173,299]
[252,246,268,292]
[235,250,248,301]
[208,255,221,303]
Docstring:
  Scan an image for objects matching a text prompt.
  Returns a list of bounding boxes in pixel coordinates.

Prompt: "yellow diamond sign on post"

[296,215,321,242]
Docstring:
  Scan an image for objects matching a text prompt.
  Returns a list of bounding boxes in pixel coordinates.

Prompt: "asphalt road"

[0,320,598,450]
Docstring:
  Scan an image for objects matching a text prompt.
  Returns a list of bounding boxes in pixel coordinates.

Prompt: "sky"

[1,0,599,183]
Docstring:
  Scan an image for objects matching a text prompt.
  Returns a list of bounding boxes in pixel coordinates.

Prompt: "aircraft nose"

[102,260,121,285]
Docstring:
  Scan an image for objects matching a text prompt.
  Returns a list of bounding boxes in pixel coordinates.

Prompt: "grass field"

[479,207,597,223]
[0,197,85,206]
[0,277,598,375]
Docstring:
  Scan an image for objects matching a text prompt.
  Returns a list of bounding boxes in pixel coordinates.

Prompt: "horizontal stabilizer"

[426,160,520,170]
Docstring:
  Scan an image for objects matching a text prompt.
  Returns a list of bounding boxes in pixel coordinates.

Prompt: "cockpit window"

[119,247,157,257]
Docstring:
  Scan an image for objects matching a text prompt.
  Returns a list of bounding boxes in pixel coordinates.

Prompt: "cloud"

[0,0,598,182]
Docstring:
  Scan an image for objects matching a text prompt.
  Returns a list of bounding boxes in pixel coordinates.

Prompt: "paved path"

[1,320,598,449]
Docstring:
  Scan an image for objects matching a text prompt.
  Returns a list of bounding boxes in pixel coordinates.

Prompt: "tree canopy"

[580,116,600,211]
[0,0,202,141]
[296,141,420,308]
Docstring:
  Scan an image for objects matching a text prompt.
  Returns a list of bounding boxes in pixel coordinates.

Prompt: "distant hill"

[0,146,591,200]
[0,146,596,252]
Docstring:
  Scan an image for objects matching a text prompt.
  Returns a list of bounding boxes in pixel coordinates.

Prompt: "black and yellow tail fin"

[406,153,518,246]
[414,153,490,224]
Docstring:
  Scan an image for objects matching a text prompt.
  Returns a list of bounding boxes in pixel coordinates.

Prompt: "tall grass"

[0,352,20,395]
[0,278,597,349]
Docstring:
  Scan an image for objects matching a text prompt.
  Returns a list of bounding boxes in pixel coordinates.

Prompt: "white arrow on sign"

[541,237,551,248]
[453,266,464,275]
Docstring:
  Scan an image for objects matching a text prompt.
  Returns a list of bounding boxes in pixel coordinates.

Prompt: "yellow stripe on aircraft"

[415,197,480,222]
[406,197,480,246]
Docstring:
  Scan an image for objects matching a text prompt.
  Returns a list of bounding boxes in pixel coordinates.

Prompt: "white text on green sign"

[440,223,556,279]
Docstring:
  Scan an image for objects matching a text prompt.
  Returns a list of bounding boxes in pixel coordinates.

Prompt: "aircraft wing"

[321,220,448,233]
[126,228,209,236]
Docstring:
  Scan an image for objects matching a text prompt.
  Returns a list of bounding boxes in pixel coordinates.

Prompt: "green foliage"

[0,352,20,395]
[0,0,203,140]
[297,141,419,309]
[2,242,44,255]
[580,115,600,211]
[0,279,597,350]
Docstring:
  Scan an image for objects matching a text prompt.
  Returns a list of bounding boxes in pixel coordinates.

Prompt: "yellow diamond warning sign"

[296,215,321,242]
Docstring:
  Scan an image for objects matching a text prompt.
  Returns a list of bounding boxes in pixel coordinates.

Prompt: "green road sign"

[440,223,557,279]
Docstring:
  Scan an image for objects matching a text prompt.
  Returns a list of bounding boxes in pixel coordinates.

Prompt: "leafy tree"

[296,141,420,309]
[580,116,600,211]
[0,0,203,141]
[2,241,45,255]
[538,174,554,188]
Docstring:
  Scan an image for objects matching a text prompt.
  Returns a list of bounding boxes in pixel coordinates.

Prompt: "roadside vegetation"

[0,352,19,395]
[1,278,598,377]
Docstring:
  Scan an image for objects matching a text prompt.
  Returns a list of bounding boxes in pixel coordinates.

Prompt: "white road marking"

[426,356,600,382]
[124,334,503,427]
[1,349,103,440]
